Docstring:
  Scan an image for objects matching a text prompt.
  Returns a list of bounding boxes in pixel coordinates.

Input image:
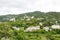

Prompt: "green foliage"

[0,11,60,40]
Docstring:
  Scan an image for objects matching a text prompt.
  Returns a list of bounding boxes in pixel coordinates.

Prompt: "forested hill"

[0,11,60,22]
[0,14,17,22]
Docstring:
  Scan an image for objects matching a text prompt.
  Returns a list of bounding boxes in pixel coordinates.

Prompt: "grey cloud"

[0,0,60,15]
[0,0,27,8]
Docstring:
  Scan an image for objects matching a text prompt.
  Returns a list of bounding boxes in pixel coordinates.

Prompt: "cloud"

[0,0,60,15]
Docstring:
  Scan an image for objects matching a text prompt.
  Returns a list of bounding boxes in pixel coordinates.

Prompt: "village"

[8,15,60,32]
[0,14,60,40]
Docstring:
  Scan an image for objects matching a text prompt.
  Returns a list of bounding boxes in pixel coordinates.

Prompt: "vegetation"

[0,11,60,40]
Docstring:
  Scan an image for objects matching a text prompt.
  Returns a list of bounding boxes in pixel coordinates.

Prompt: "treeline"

[0,11,60,22]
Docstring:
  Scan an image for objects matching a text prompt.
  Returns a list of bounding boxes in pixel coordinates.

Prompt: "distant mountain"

[0,11,60,22]
[17,11,45,19]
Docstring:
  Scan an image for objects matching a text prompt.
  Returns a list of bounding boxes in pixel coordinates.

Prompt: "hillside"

[0,11,60,40]
[0,11,60,22]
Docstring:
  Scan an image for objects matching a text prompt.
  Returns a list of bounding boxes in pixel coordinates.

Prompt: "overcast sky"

[0,0,60,15]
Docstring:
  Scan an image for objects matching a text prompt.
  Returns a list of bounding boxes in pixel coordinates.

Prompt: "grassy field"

[22,32,60,40]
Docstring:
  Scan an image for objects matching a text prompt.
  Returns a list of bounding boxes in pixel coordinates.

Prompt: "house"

[43,25,60,31]
[12,26,20,30]
[43,26,50,31]
[39,23,43,26]
[1,37,10,40]
[9,18,15,22]
[26,18,31,21]
[24,15,29,19]
[31,16,34,19]
[24,26,40,32]
[51,25,60,29]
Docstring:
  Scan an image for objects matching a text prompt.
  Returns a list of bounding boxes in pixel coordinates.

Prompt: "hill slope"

[0,11,60,22]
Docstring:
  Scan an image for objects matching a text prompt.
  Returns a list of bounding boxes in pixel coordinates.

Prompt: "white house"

[31,16,34,19]
[43,26,50,31]
[51,25,60,29]
[1,37,10,40]
[9,18,15,22]
[24,15,29,19]
[24,26,40,32]
[39,23,43,26]
[12,26,20,31]
[26,18,31,21]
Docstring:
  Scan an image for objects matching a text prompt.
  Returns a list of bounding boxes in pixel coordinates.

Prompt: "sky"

[0,0,60,15]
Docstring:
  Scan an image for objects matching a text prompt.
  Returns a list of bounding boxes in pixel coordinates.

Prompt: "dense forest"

[0,11,60,40]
